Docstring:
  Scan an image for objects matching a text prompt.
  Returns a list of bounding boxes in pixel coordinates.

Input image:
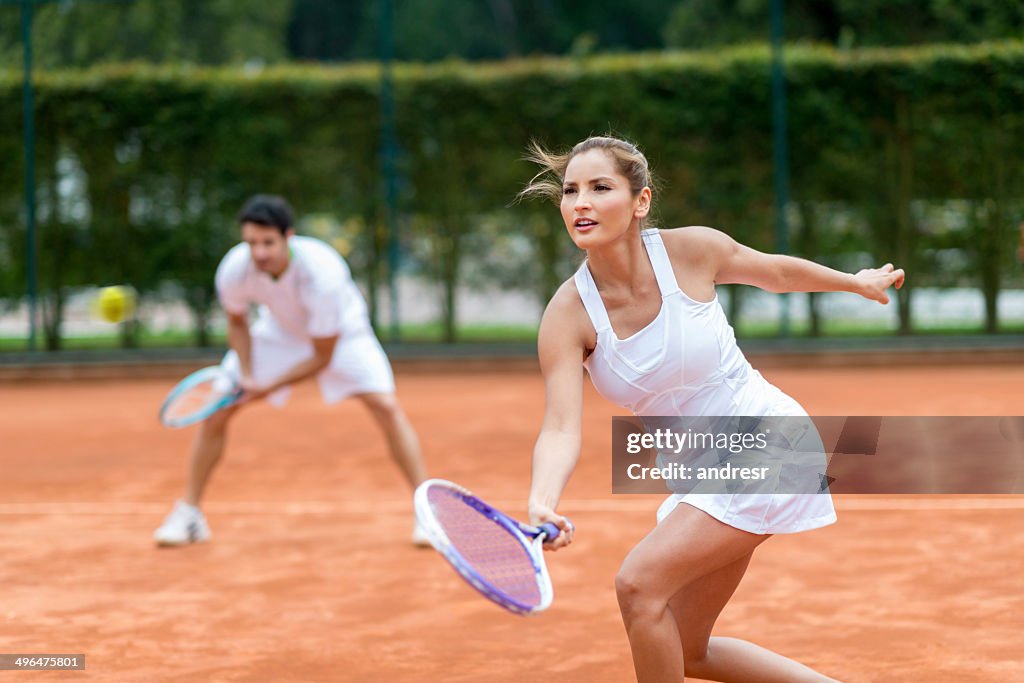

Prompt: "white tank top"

[575,229,772,417]
[576,229,838,535]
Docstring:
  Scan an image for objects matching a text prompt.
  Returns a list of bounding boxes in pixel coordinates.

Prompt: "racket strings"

[164,380,228,421]
[428,489,542,607]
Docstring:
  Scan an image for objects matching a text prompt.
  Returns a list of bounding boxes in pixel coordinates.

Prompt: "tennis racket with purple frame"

[414,478,571,616]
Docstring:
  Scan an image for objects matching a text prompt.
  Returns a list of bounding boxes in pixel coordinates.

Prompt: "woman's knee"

[614,563,664,624]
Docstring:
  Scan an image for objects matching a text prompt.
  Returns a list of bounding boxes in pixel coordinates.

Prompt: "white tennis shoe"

[153,500,211,546]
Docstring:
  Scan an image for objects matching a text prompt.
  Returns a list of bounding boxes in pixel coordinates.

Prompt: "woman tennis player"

[522,136,903,682]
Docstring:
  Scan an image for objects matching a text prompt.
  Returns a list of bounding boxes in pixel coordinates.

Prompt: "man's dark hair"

[237,195,294,234]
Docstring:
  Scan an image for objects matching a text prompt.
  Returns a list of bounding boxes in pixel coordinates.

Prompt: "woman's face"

[560,148,649,250]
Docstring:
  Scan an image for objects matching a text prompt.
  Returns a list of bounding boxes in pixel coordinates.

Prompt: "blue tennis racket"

[159,366,242,428]
[413,478,571,616]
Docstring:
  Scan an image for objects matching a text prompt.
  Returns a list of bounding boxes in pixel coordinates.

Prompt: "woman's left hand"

[854,263,905,304]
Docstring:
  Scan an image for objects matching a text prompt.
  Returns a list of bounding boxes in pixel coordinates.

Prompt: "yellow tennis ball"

[96,286,136,323]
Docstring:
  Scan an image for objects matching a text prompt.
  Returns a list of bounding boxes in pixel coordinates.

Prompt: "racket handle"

[539,522,567,541]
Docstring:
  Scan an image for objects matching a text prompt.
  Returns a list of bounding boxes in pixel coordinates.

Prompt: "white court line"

[566,497,1024,511]
[1,497,1023,515]
[831,497,1024,510]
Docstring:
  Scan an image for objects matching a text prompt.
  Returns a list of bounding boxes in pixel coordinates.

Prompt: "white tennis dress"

[575,229,836,534]
[215,235,395,406]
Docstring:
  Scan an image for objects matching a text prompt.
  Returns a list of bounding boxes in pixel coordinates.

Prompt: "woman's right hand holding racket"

[529,503,575,551]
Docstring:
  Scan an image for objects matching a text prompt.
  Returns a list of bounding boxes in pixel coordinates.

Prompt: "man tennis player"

[154,194,430,547]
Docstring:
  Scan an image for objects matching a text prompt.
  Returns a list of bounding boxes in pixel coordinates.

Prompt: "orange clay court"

[1,361,1022,682]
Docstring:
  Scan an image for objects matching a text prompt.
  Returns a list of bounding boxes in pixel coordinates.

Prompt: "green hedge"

[0,41,1022,348]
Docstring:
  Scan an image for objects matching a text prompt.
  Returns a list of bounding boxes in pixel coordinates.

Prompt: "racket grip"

[539,522,566,541]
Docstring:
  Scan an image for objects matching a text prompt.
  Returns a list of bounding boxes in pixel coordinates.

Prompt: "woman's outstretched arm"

[672,225,905,304]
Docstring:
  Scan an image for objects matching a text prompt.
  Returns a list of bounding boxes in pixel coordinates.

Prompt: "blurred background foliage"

[0,1,1022,349]
[2,0,1022,67]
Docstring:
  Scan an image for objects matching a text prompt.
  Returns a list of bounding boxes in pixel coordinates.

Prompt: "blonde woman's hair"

[518,136,654,216]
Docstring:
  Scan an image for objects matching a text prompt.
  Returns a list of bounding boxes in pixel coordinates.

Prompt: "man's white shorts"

[221,325,396,407]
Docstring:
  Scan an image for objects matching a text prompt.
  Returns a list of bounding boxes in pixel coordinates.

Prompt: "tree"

[0,0,293,69]
[664,0,1024,50]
